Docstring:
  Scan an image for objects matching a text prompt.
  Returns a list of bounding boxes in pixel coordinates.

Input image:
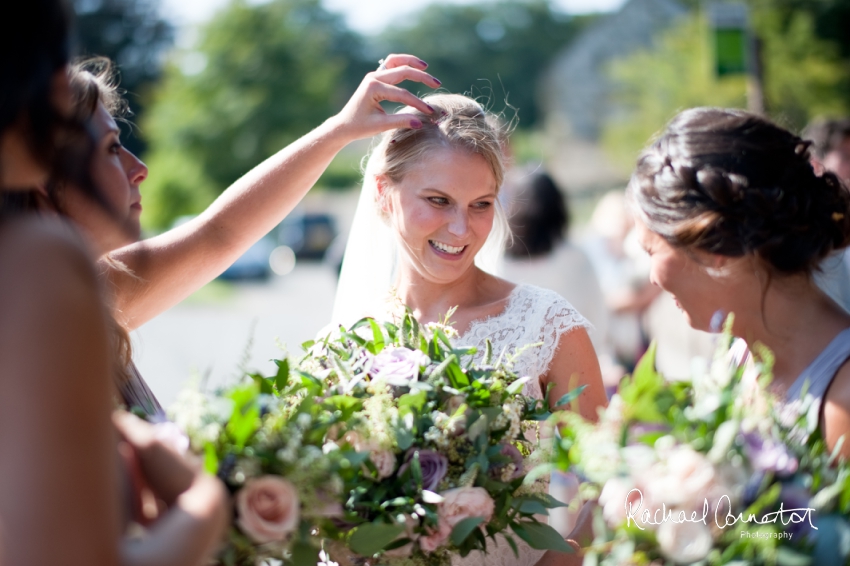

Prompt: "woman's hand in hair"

[330,53,440,139]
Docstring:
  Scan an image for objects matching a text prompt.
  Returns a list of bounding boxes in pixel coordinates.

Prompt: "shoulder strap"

[787,327,850,401]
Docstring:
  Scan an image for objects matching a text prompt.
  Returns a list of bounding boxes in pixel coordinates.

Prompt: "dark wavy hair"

[505,171,569,258]
[628,107,850,276]
[0,0,95,194]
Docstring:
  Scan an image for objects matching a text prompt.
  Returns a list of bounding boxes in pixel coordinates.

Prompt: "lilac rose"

[399,448,448,491]
[370,347,430,386]
[742,433,798,475]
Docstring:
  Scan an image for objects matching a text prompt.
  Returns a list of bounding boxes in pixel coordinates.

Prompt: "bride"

[332,93,608,566]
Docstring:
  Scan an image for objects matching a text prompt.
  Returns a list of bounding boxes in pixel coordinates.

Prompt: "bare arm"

[543,327,608,422]
[0,220,121,566]
[822,362,850,459]
[107,55,440,330]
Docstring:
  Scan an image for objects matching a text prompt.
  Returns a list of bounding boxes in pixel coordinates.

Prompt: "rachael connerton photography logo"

[624,488,816,539]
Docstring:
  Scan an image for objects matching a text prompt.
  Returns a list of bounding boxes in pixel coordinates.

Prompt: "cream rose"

[342,431,397,479]
[440,487,495,527]
[371,449,397,479]
[236,476,300,544]
[598,477,641,528]
[657,520,713,563]
[640,445,716,511]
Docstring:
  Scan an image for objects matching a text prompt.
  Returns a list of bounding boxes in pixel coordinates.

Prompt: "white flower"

[638,445,716,511]
[657,520,713,564]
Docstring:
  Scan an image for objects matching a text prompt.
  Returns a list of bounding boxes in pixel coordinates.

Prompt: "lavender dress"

[118,362,165,419]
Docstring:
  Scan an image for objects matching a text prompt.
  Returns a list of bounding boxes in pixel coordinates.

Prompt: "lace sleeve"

[528,286,593,380]
[459,285,592,398]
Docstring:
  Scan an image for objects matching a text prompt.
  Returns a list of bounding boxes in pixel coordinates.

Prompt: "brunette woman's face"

[0,68,73,190]
[63,101,147,255]
[381,148,497,285]
[635,219,727,332]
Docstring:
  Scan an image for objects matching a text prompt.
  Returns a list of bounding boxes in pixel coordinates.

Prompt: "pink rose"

[419,518,452,553]
[440,487,495,528]
[371,449,397,479]
[236,476,300,544]
[418,488,495,553]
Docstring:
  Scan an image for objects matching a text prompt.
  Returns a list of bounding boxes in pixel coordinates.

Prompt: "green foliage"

[141,0,361,228]
[376,0,593,128]
[601,14,749,168]
[601,5,850,168]
[72,0,173,156]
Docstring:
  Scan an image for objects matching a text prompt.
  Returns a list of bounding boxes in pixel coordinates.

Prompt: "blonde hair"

[363,93,511,259]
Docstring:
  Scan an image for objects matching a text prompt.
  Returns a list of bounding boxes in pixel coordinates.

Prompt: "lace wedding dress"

[449,283,591,566]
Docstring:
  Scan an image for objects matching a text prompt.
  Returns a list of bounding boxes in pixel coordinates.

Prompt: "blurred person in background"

[581,190,658,371]
[806,118,850,184]
[500,169,615,537]
[18,54,439,416]
[803,118,850,314]
[581,190,715,380]
[0,2,227,565]
[501,169,623,390]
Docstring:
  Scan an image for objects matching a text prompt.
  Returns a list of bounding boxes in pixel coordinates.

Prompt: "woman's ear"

[375,175,392,215]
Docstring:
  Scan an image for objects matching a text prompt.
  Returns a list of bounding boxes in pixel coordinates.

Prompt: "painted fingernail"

[426,104,435,113]
[441,110,448,116]
[390,139,397,144]
[418,59,428,68]
[433,77,442,85]
[410,119,423,129]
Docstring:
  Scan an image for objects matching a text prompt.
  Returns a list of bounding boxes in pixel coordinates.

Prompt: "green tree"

[376,0,593,128]
[72,0,173,156]
[141,0,363,229]
[601,5,850,169]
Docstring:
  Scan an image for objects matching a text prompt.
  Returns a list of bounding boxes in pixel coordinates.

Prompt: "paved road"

[131,262,338,409]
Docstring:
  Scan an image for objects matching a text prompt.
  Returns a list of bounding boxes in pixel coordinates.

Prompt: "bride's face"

[380,147,497,285]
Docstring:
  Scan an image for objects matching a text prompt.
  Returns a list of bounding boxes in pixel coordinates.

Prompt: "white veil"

[330,137,509,329]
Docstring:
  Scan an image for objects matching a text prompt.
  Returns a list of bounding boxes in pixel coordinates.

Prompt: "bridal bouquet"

[173,311,578,566]
[554,317,850,565]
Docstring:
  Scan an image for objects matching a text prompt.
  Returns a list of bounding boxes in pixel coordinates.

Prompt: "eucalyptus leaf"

[511,521,575,552]
[450,516,484,546]
[288,541,319,566]
[274,358,290,392]
[348,522,405,556]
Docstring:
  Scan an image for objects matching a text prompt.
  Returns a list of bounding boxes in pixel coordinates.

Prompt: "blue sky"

[161,0,627,34]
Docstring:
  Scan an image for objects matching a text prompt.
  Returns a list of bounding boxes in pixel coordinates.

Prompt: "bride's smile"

[380,146,497,284]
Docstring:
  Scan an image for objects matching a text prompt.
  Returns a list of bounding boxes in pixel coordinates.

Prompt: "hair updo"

[628,107,850,275]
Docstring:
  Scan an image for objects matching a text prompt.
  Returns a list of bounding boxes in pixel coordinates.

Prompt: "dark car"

[276,213,337,260]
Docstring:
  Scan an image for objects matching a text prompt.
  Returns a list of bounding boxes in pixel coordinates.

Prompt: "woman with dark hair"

[24,54,439,416]
[0,3,227,565]
[629,107,850,457]
[502,170,615,386]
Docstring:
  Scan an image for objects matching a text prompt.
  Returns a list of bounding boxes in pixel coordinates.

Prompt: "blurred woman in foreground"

[0,2,227,564]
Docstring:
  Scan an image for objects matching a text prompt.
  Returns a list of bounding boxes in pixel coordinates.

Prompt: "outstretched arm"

[105,54,440,330]
[543,327,608,422]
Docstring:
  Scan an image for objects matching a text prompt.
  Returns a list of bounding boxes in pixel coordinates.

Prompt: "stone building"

[539,0,686,190]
